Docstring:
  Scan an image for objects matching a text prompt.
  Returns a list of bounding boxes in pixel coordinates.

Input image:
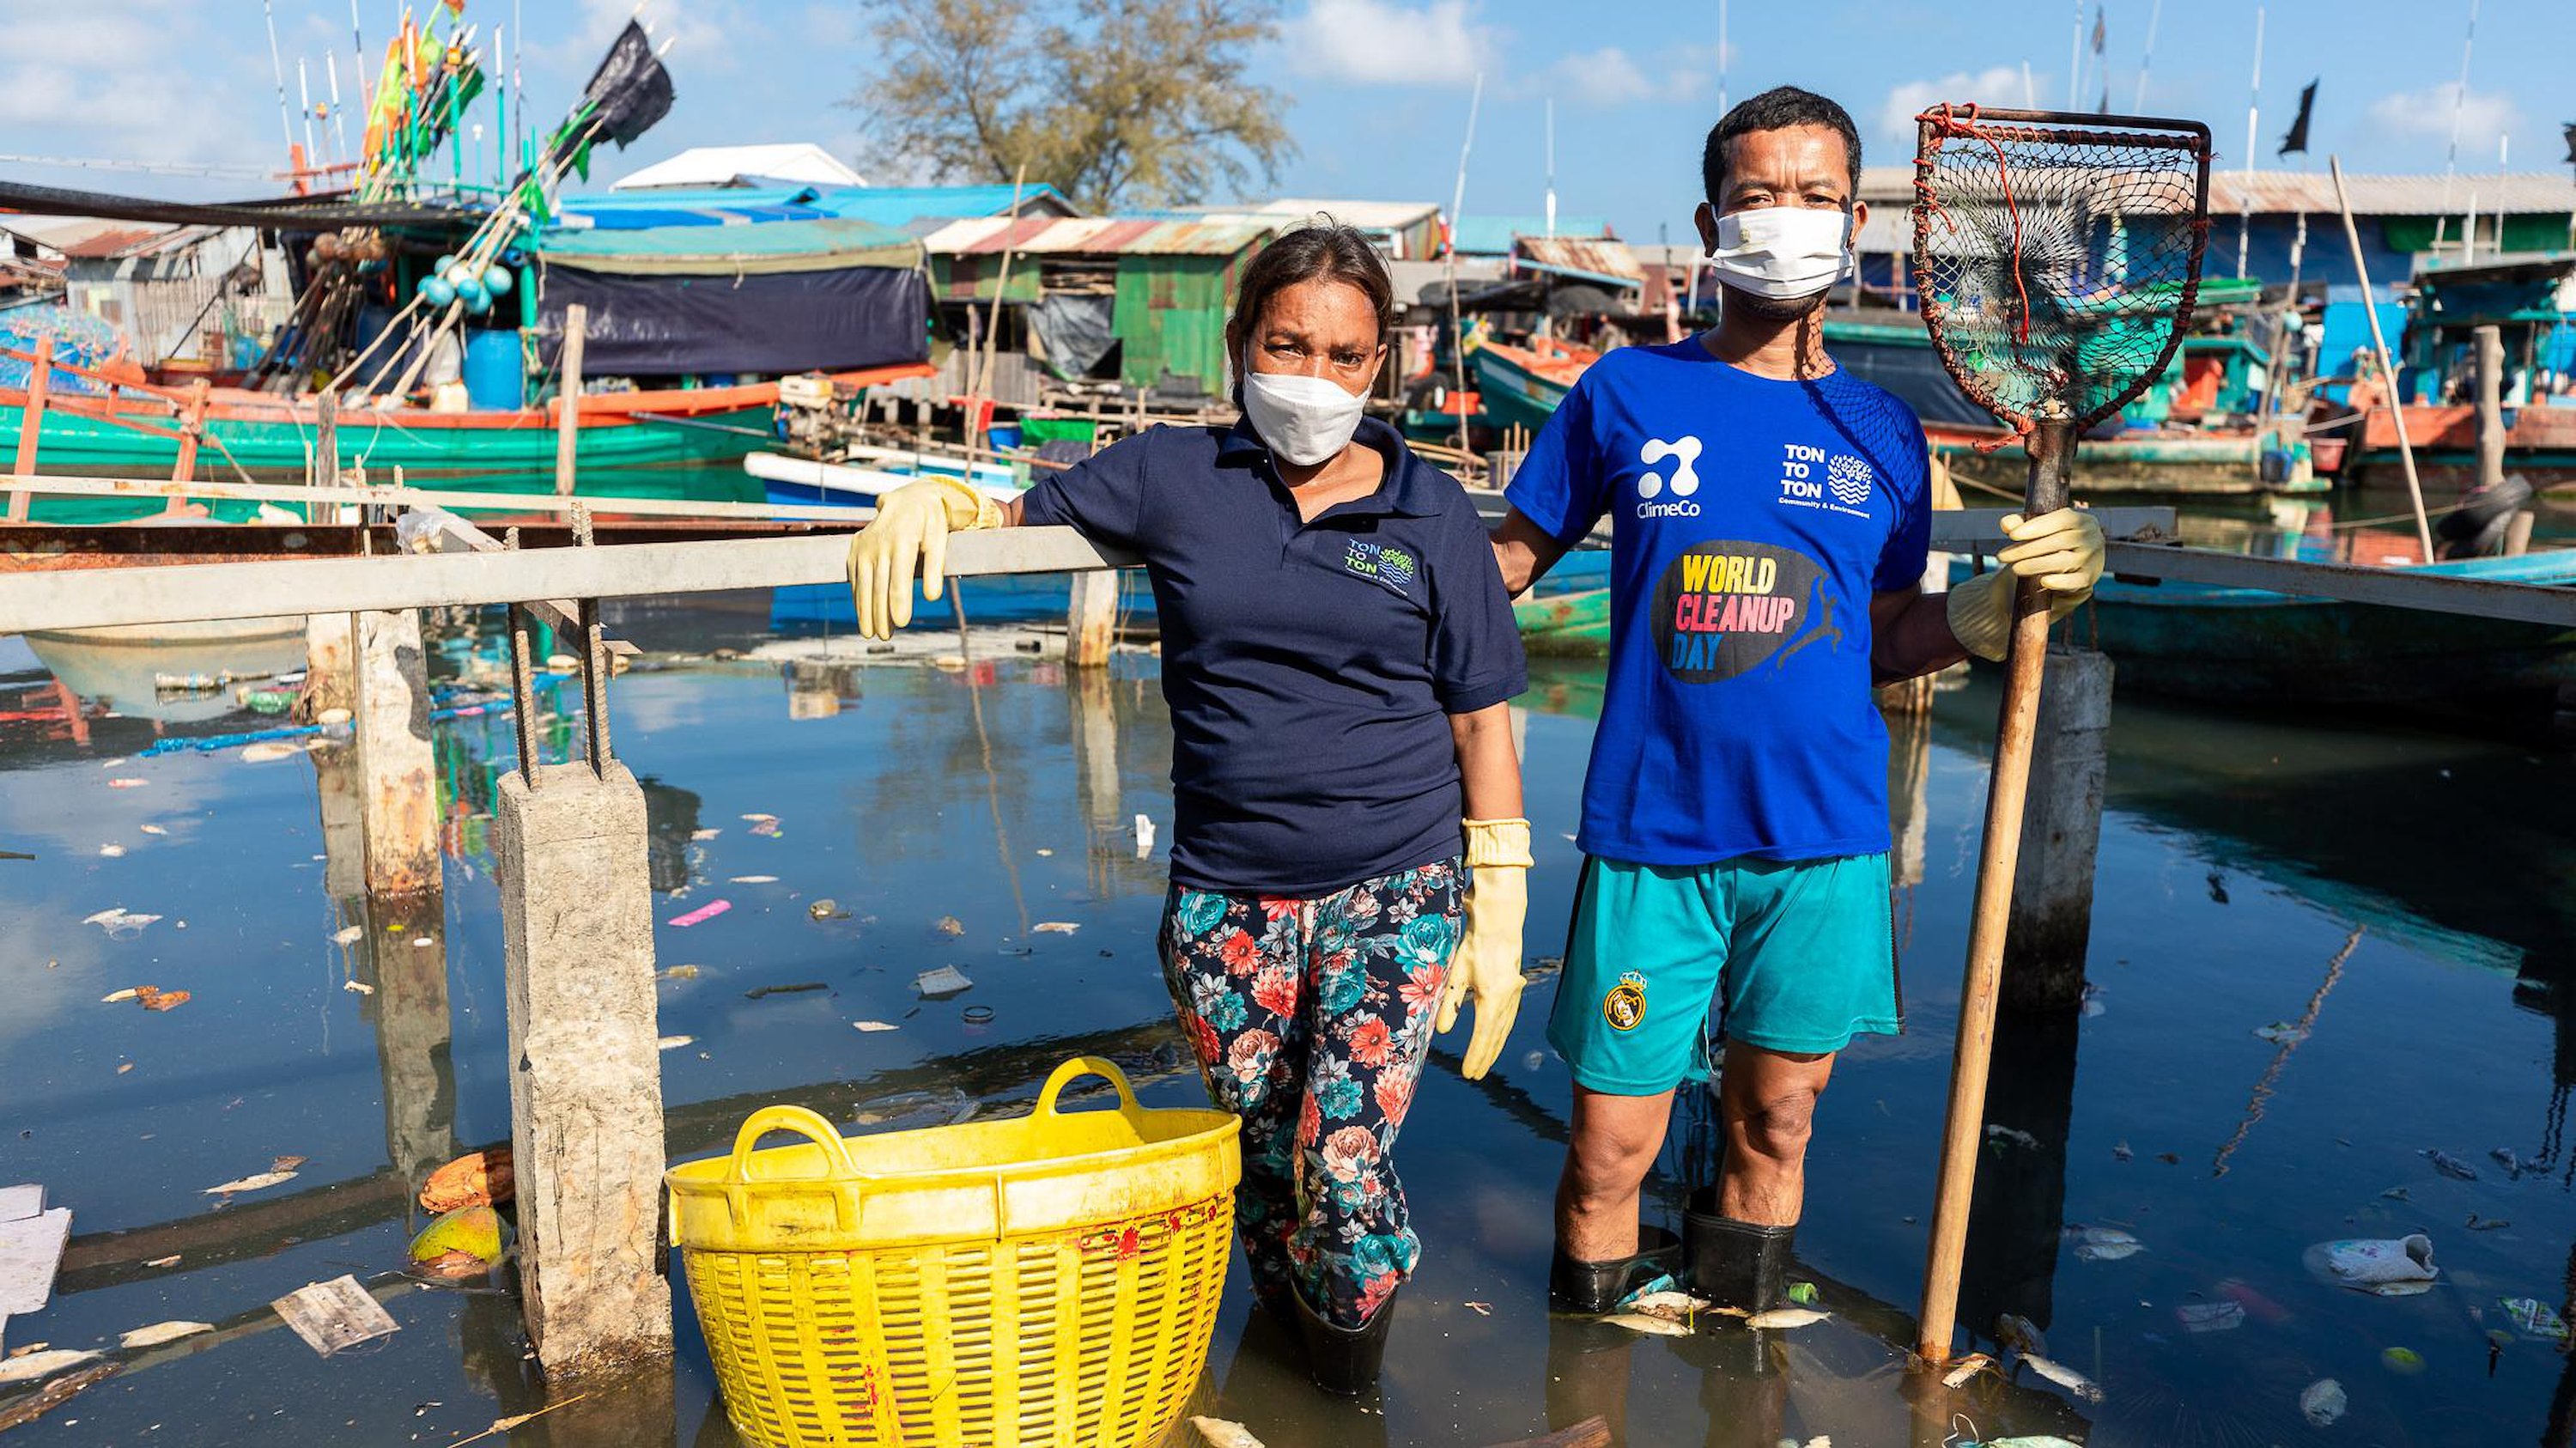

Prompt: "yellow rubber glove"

[1440,817,1530,1080]
[1944,507,2107,660]
[847,478,1004,639]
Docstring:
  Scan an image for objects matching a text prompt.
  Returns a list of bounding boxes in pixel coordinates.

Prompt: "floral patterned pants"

[1157,860,1465,1329]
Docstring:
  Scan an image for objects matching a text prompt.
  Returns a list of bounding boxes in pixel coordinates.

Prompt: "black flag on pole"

[2562,120,2576,165]
[549,21,674,171]
[2091,3,2106,53]
[2279,80,2318,157]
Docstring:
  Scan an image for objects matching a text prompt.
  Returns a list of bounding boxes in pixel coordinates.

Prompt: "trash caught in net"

[1910,104,2213,436]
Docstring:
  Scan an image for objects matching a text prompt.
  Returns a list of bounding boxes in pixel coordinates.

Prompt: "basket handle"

[723,1104,860,1185]
[1036,1056,1145,1123]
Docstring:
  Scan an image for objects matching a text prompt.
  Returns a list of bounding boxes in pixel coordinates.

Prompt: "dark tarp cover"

[1030,292,1116,378]
[534,267,928,376]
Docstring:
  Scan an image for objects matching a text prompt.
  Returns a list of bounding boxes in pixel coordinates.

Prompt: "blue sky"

[7,0,2570,239]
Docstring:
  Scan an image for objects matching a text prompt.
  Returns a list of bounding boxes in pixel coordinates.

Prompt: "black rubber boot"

[1683,1189,1795,1312]
[1549,1224,1683,1313]
[1292,1284,1397,1396]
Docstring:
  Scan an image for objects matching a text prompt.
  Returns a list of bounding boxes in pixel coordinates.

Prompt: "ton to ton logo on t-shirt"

[1649,540,1837,683]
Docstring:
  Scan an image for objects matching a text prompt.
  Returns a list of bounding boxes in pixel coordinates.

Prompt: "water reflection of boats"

[21,617,307,724]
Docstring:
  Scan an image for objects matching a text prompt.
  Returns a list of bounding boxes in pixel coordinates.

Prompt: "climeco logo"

[1636,435,1703,519]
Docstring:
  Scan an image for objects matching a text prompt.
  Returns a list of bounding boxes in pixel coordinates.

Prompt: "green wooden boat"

[1515,586,1613,657]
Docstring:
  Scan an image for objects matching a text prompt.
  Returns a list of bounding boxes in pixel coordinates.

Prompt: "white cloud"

[1877,67,2027,142]
[1525,46,1711,109]
[2366,82,2518,143]
[1284,0,1496,88]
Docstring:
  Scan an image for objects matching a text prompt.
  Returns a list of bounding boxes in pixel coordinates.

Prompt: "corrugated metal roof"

[1861,164,2576,216]
[58,223,216,260]
[921,216,1273,257]
[1514,234,1645,286]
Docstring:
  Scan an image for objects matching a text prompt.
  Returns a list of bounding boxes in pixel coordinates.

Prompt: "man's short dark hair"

[1701,86,1862,206]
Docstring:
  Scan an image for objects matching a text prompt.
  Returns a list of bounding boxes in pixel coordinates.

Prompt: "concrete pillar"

[1067,569,1119,666]
[495,759,671,1378]
[355,609,439,897]
[303,613,357,721]
[2002,647,2113,1010]
[312,733,368,903]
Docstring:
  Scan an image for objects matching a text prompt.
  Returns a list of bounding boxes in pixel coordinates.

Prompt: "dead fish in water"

[1603,1311,1693,1337]
[2491,1146,2524,1177]
[1188,1418,1267,1448]
[2024,1353,2105,1403]
[2423,1149,2479,1181]
[2064,1224,2147,1261]
[1995,1312,2047,1356]
[2299,1377,2347,1427]
[1625,1289,1712,1325]
[1745,1307,1829,1330]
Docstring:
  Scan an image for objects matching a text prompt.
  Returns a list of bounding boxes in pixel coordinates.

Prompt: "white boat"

[745,447,1022,514]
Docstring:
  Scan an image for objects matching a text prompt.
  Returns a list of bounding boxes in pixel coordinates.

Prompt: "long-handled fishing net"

[1907,103,2210,1364]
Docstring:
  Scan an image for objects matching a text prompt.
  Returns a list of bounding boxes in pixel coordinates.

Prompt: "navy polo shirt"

[1018,417,1527,895]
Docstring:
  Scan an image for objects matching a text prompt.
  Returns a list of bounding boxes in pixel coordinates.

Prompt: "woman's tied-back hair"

[1224,218,1394,403]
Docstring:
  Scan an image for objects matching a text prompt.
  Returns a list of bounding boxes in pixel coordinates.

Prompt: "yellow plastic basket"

[668,1057,1242,1448]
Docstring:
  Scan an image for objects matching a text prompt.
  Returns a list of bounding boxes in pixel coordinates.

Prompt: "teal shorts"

[1546,853,1901,1094]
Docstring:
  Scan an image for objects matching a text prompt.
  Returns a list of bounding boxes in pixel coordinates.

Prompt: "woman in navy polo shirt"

[849,224,1530,1396]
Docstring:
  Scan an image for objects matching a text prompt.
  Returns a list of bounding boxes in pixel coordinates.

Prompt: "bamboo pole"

[972,163,1030,424]
[2329,157,2436,564]
[8,337,51,521]
[554,303,586,497]
[1914,414,2073,1363]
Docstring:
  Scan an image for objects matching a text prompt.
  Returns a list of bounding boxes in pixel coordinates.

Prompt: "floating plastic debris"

[853,1020,899,1032]
[2300,1378,2347,1427]
[2314,1235,2439,1294]
[1033,922,1080,934]
[914,966,973,999]
[82,908,163,939]
[668,900,731,928]
[204,1169,298,1196]
[271,1275,398,1355]
[658,1035,695,1050]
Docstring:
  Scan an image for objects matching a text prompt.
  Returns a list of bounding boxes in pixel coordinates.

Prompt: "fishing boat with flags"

[0,6,933,510]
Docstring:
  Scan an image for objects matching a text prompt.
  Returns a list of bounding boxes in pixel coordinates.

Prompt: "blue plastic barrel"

[463,328,526,411]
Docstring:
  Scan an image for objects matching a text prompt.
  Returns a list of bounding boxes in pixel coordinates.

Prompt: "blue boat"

[2035,549,2576,708]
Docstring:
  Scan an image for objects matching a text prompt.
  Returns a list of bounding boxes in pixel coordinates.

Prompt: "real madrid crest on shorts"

[1602,970,1648,1033]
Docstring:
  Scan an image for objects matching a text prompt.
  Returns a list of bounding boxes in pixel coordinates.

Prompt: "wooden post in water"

[2002,645,2114,1010]
[2472,323,2507,494]
[495,758,671,1377]
[353,608,440,897]
[9,338,51,521]
[555,304,586,498]
[314,386,340,502]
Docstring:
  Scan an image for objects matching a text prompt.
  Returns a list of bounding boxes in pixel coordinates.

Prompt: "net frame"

[1910,104,2214,439]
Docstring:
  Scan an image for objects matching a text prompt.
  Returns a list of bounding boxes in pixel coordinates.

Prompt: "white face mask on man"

[1240,355,1370,466]
[1704,205,1854,301]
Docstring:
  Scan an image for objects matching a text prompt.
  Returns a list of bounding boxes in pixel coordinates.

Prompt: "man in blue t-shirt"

[1493,87,2107,1315]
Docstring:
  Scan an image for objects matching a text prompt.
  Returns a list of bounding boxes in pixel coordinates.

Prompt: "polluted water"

[3,569,2575,1445]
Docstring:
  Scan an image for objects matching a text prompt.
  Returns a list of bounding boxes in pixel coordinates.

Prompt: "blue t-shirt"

[1505,337,1931,866]
[1020,417,1527,895]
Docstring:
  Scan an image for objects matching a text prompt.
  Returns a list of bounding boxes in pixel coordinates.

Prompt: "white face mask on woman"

[1240,355,1370,466]
[1704,204,1853,301]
